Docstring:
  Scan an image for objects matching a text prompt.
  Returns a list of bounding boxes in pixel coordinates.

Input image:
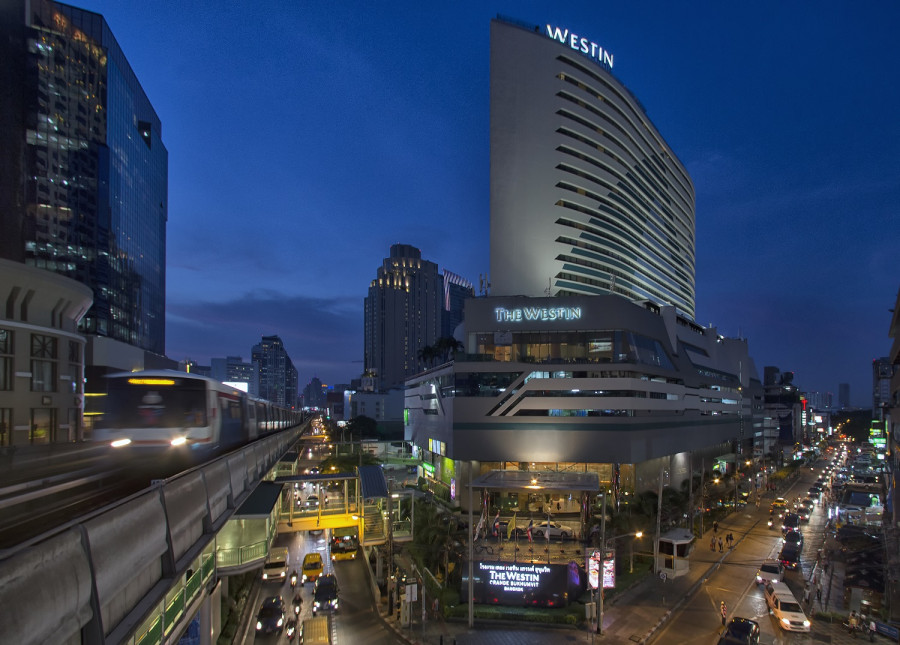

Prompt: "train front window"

[98,381,208,429]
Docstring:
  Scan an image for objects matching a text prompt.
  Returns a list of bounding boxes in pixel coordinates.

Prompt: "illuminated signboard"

[602,549,616,589]
[588,550,600,590]
[494,306,582,323]
[546,25,614,69]
[480,562,551,593]
[467,562,583,607]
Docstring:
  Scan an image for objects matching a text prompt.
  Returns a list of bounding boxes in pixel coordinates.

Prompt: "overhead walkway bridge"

[0,423,395,645]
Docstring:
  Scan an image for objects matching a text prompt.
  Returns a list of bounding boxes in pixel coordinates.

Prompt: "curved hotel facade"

[490,18,696,318]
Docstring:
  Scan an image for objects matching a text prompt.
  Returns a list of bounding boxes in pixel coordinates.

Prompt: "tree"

[434,336,463,363]
[417,345,436,368]
[345,415,377,441]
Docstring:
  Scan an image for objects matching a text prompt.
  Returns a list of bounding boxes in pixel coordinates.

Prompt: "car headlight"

[314,601,320,608]
[262,574,268,579]
[256,621,262,630]
[803,620,811,627]
[781,618,790,626]
[277,618,283,627]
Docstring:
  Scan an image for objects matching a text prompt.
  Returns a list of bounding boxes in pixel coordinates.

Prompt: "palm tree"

[417,345,436,368]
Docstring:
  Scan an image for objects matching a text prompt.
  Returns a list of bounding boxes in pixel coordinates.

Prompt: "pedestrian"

[816,586,822,603]
[713,521,719,534]
[720,601,727,626]
[710,536,716,551]
[718,537,723,552]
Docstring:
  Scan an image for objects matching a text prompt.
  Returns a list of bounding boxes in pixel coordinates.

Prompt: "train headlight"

[111,438,131,448]
[171,436,187,447]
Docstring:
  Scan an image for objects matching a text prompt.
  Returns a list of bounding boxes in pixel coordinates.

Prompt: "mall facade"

[405,295,762,507]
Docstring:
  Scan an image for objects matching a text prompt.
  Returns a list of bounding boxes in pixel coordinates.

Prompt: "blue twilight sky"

[79,1,899,406]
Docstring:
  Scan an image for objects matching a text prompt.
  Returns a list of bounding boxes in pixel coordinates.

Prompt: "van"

[763,581,810,632]
[262,547,290,582]
[300,616,331,644]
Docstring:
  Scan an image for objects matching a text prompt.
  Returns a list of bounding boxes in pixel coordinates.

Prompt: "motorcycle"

[767,518,774,529]
[285,618,298,641]
[292,593,302,616]
[289,569,298,589]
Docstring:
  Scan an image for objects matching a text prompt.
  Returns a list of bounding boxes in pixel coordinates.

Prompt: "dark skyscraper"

[0,0,168,354]
[252,335,298,408]
[364,244,443,390]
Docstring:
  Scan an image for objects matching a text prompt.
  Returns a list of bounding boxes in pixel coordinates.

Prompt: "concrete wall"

[0,426,301,644]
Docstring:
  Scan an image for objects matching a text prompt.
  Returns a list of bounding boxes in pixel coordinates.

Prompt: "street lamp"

[596,531,643,635]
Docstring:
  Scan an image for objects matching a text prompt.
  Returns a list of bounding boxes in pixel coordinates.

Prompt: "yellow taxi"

[301,552,324,584]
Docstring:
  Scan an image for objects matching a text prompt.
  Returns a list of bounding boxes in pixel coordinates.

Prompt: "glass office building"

[1,0,168,354]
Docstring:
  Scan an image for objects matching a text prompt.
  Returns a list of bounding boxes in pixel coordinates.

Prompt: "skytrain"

[91,370,302,454]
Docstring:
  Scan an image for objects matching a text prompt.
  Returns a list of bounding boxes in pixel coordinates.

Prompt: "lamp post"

[597,531,643,635]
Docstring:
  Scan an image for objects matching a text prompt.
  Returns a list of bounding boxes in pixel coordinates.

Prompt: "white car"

[763,581,810,632]
[531,521,574,539]
[755,559,784,585]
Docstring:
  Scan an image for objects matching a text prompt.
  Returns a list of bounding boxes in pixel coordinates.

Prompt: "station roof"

[235,481,283,517]
[358,465,389,499]
[469,470,599,492]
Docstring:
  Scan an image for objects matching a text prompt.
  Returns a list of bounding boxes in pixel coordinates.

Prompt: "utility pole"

[598,489,607,634]
[655,463,663,574]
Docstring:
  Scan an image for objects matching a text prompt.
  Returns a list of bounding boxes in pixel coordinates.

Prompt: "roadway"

[651,462,836,644]
[240,528,398,645]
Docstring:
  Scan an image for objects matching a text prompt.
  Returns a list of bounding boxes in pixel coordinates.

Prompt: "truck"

[262,547,290,582]
[300,616,331,644]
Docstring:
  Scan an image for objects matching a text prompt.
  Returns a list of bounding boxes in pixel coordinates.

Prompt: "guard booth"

[656,528,694,579]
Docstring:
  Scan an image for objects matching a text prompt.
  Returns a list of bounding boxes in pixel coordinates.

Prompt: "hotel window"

[0,409,10,446]
[31,407,56,444]
[0,329,12,391]
[31,333,57,392]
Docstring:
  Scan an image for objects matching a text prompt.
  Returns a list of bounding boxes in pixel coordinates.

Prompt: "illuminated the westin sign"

[479,562,552,593]
[494,306,582,323]
[546,25,613,69]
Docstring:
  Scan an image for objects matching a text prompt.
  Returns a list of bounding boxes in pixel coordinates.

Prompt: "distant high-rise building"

[303,377,326,410]
[838,383,850,409]
[803,391,833,411]
[364,244,444,390]
[873,357,893,420]
[211,356,255,390]
[1,0,168,355]
[442,270,475,339]
[489,18,695,317]
[252,336,298,408]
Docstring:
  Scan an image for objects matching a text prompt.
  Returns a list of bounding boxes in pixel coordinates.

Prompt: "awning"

[469,469,599,492]
[357,464,389,499]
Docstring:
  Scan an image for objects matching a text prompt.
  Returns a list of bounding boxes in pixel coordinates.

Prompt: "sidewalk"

[374,490,863,644]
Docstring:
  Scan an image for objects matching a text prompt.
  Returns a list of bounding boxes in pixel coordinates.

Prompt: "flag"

[507,513,516,540]
[474,510,486,542]
[526,519,533,543]
[492,511,500,538]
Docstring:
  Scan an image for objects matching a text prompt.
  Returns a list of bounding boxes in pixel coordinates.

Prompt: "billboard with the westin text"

[462,561,584,607]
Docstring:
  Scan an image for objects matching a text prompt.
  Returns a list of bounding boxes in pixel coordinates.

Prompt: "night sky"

[78,1,899,406]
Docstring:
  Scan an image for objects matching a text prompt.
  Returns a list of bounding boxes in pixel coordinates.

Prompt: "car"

[783,530,803,550]
[531,520,574,539]
[313,573,339,614]
[763,581,810,632]
[771,497,788,509]
[331,536,358,561]
[301,552,324,583]
[305,495,320,509]
[802,495,817,508]
[781,513,800,535]
[797,503,812,521]
[717,617,760,644]
[755,559,784,585]
[779,544,801,570]
[255,596,286,634]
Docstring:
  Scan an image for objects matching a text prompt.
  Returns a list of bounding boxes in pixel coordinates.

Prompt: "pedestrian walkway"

[373,485,866,644]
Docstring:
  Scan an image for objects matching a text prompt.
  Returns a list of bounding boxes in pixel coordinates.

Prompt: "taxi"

[301,552,324,584]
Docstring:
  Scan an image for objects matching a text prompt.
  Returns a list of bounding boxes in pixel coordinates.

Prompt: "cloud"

[166,291,363,386]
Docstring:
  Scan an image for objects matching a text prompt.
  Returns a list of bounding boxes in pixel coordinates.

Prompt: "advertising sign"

[464,561,584,607]
[602,549,616,589]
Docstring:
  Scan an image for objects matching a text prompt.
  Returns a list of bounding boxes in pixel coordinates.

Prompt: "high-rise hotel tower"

[490,18,696,318]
